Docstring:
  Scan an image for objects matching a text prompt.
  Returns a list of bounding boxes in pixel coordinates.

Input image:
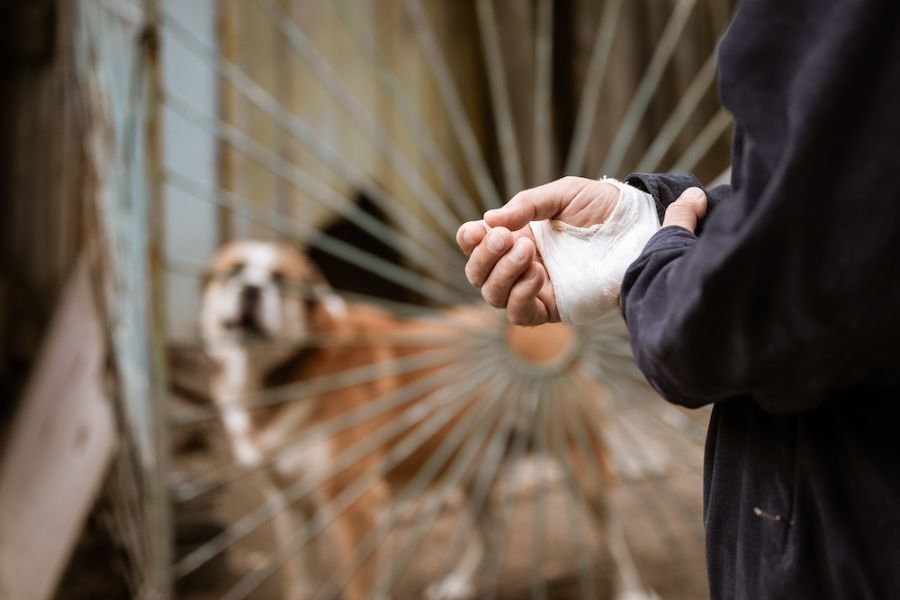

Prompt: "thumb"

[484,176,587,230]
[662,187,707,233]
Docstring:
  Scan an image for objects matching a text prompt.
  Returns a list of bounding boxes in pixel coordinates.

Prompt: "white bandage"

[528,178,660,325]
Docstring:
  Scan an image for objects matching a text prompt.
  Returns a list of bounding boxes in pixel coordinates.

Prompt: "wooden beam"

[0,262,116,600]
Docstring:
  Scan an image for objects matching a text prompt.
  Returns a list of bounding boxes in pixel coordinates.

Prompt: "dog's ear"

[288,245,347,320]
[308,269,347,319]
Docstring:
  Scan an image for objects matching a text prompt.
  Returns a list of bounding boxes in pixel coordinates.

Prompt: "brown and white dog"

[201,240,651,600]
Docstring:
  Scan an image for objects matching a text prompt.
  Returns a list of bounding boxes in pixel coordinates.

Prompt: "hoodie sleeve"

[624,171,730,228]
[619,0,900,413]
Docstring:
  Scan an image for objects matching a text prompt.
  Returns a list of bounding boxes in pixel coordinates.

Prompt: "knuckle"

[482,286,505,308]
[560,175,582,192]
[506,305,531,326]
[507,312,527,326]
[505,284,539,326]
[483,229,510,255]
[493,254,524,284]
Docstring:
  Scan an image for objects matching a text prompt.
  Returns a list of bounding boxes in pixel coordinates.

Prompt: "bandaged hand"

[457,176,620,325]
[456,176,707,326]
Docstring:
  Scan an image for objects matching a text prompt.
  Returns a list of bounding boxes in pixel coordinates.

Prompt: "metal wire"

[174,343,483,427]
[403,0,503,210]
[565,369,694,569]
[164,168,475,301]
[710,165,733,187]
[173,353,487,505]
[330,0,483,221]
[564,0,625,176]
[317,371,527,599]
[177,355,500,581]
[369,366,519,595]
[600,0,700,177]
[480,379,543,600]
[153,3,732,598]
[672,106,733,173]
[532,0,555,187]
[163,92,472,306]
[162,9,469,266]
[529,379,551,600]
[254,0,470,238]
[217,360,509,599]
[418,374,529,596]
[476,0,525,197]
[164,255,480,320]
[637,50,719,172]
[548,382,600,600]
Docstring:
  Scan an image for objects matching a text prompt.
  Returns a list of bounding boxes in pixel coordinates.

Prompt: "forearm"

[620,173,900,413]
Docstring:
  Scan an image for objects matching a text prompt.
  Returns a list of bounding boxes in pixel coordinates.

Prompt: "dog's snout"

[242,284,261,301]
[240,284,262,313]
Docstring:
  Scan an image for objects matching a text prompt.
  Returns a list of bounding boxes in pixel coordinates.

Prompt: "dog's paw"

[424,576,477,600]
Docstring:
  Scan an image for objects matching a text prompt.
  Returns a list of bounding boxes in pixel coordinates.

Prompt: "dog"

[201,240,652,600]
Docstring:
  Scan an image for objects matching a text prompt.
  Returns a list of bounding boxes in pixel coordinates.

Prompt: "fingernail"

[462,227,477,246]
[487,230,505,252]
[683,187,704,199]
[510,239,528,262]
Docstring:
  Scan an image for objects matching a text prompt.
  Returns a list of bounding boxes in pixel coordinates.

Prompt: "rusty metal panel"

[74,0,172,595]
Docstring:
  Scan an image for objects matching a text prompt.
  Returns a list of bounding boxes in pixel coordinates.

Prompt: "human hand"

[456,176,620,326]
[662,187,707,233]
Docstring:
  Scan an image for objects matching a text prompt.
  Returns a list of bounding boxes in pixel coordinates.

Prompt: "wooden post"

[0,262,116,600]
[215,0,237,245]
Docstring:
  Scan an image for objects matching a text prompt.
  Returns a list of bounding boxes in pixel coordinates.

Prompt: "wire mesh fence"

[72,0,736,598]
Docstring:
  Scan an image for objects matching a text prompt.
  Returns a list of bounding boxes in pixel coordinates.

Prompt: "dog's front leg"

[324,477,388,600]
[260,479,319,600]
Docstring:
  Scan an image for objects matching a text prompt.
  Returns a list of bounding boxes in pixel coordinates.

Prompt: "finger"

[680,186,708,219]
[481,238,536,308]
[535,264,560,323]
[506,263,548,326]
[662,187,708,233]
[456,220,488,256]
[483,176,592,231]
[464,227,513,287]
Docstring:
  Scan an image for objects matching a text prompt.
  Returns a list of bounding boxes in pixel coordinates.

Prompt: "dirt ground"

[171,397,710,600]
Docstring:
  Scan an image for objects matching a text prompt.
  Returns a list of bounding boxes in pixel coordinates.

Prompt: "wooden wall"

[214,0,737,245]
[0,0,85,420]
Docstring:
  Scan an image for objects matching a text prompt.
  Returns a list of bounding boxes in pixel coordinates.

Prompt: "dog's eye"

[227,262,245,279]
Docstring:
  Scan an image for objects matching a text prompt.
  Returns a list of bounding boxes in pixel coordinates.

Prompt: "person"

[456,1,900,598]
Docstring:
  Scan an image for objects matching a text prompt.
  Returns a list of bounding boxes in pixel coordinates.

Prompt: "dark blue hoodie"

[621,1,900,597]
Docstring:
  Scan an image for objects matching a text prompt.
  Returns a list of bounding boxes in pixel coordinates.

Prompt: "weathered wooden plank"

[0,262,117,600]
